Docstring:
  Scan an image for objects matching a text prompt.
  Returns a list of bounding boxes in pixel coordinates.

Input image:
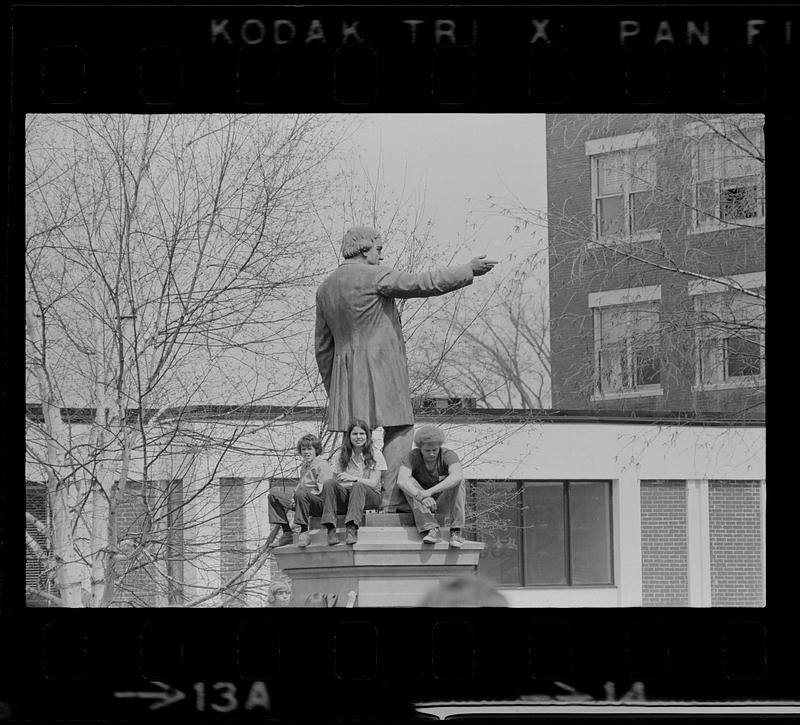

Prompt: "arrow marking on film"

[114,681,186,710]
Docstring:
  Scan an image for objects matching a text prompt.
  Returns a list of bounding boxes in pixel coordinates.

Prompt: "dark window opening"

[467,481,613,587]
[720,176,760,221]
[725,335,762,378]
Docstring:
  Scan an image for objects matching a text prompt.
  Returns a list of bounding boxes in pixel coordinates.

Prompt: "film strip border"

[11,6,792,109]
[3,611,795,719]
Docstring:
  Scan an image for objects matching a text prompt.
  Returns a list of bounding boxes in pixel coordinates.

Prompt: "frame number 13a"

[194,682,270,712]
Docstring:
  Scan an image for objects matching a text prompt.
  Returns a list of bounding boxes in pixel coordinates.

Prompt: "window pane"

[630,302,660,336]
[699,337,723,384]
[569,482,613,585]
[631,304,660,388]
[695,180,717,225]
[597,195,625,237]
[524,483,566,585]
[598,346,625,394]
[630,148,656,192]
[469,482,522,586]
[598,305,629,344]
[630,191,656,232]
[597,152,626,195]
[725,335,762,378]
[633,344,661,386]
[721,176,760,220]
[722,131,763,179]
[696,136,718,182]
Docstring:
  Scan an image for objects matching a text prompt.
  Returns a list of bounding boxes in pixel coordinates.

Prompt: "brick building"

[25,406,765,607]
[546,113,765,415]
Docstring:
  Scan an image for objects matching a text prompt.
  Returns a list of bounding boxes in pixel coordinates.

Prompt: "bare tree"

[408,257,550,409]
[25,113,352,607]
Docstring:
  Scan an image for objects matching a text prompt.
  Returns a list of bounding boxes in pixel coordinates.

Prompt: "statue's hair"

[341,226,380,259]
[420,577,508,607]
[414,425,446,448]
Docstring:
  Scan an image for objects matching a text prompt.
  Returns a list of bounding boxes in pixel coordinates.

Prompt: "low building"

[25,405,765,607]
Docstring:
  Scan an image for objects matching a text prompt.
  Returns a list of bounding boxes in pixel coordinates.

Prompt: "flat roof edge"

[25,404,766,428]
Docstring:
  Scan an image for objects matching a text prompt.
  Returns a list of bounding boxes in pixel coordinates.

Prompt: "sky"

[25,113,552,409]
[340,113,548,271]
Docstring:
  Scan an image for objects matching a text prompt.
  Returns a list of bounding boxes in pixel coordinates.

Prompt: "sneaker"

[422,527,442,544]
[271,531,294,548]
[449,529,464,549]
[345,523,358,545]
[298,531,311,548]
[327,526,340,546]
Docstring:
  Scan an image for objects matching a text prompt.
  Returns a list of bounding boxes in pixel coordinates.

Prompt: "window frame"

[690,274,766,392]
[469,479,615,589]
[589,286,664,401]
[586,131,660,245]
[688,121,765,234]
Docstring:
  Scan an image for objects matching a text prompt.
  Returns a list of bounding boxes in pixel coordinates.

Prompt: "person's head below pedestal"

[420,576,509,607]
[341,226,383,265]
[304,592,328,607]
[267,579,292,607]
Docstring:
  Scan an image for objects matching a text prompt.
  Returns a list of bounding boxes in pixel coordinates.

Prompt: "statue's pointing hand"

[470,255,498,277]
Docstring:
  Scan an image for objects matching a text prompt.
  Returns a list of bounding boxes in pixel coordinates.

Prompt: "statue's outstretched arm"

[375,264,474,299]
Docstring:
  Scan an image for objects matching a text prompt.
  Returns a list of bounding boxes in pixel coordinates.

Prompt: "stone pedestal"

[271,513,484,607]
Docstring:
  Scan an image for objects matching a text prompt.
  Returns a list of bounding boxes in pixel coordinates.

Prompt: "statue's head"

[341,226,382,263]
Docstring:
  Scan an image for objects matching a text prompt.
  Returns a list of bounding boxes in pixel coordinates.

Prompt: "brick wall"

[708,480,763,606]
[547,113,766,414]
[220,478,247,589]
[165,480,184,604]
[113,482,157,607]
[640,480,689,606]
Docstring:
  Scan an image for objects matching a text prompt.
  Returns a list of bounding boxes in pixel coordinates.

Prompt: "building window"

[593,300,662,397]
[467,480,614,587]
[694,285,765,389]
[26,481,53,604]
[590,146,657,241]
[692,124,764,230]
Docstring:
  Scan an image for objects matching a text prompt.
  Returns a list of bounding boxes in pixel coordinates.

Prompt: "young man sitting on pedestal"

[395,425,466,548]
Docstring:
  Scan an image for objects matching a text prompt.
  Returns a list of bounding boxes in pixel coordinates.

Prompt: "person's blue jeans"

[268,485,322,530]
[395,478,467,533]
[321,480,381,527]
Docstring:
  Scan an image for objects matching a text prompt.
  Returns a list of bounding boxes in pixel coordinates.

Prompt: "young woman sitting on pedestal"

[321,419,386,545]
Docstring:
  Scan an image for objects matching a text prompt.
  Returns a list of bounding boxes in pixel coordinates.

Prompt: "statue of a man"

[315,226,497,510]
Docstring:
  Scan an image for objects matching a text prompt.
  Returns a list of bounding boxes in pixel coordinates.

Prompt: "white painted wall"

[27,416,765,608]
[436,421,765,482]
[501,587,620,607]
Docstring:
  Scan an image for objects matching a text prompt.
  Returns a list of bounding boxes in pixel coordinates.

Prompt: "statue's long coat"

[315,261,474,431]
